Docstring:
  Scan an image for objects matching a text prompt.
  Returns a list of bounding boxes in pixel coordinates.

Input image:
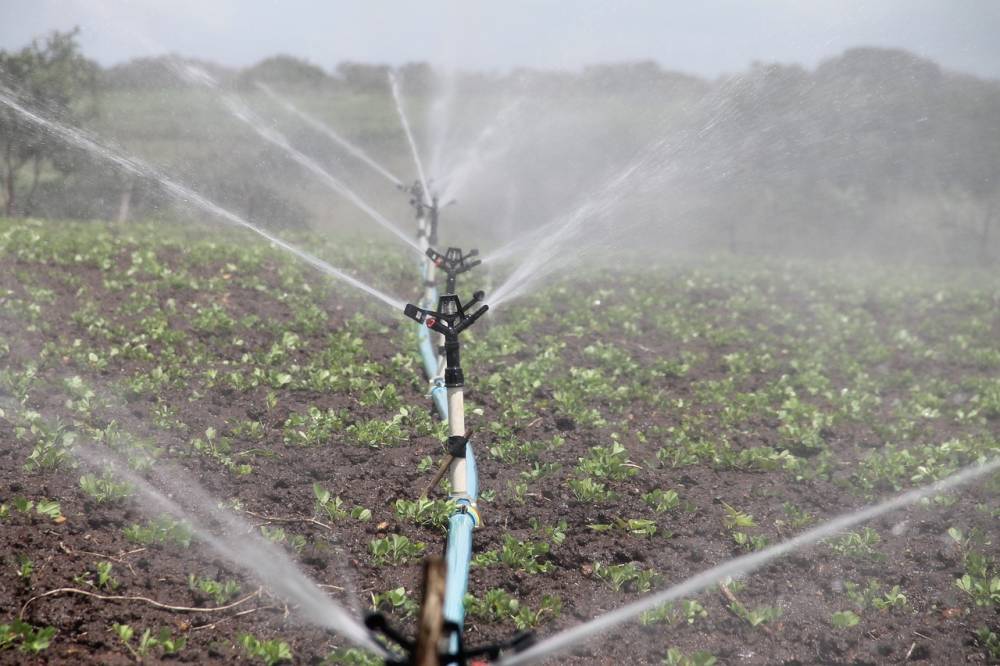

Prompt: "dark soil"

[1,223,998,665]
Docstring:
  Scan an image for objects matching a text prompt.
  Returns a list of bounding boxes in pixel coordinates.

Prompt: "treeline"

[2,29,998,265]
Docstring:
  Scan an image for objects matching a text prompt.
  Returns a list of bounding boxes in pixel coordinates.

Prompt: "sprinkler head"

[426,246,481,294]
[403,292,488,337]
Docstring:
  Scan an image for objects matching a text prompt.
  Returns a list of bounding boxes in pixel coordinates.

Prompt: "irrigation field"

[1,217,997,664]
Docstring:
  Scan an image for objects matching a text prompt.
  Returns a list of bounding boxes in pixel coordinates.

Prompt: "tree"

[0,28,98,216]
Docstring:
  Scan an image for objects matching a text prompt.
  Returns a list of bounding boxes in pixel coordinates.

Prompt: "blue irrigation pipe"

[413,257,482,663]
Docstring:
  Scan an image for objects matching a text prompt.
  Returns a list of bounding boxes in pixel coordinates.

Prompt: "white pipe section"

[448,387,467,495]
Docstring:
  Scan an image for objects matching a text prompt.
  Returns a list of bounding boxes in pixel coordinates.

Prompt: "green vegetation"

[238,633,292,666]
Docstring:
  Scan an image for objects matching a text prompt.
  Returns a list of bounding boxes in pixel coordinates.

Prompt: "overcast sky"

[2,0,999,79]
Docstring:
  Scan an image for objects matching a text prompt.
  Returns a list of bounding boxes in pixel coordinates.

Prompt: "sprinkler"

[367,290,529,665]
[426,246,481,295]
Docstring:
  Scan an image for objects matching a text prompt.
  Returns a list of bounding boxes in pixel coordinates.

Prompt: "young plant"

[592,562,659,593]
[239,633,293,665]
[369,534,425,565]
[188,574,241,605]
[729,601,783,628]
[371,587,418,619]
[567,477,617,503]
[643,489,680,513]
[662,647,717,666]
[79,471,131,504]
[577,443,637,480]
[0,620,56,654]
[473,536,553,574]
[830,610,861,629]
[394,497,456,529]
[827,528,883,561]
[123,515,194,548]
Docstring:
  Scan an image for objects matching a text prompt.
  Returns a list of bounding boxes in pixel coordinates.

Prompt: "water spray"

[0,86,405,312]
[256,81,404,188]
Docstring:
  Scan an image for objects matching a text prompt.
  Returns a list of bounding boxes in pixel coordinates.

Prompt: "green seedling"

[124,515,194,548]
[730,601,783,628]
[473,535,553,574]
[16,555,34,583]
[464,588,562,629]
[79,471,131,504]
[830,610,861,628]
[567,477,617,503]
[369,535,425,565]
[0,620,56,654]
[974,628,1000,661]
[593,562,659,593]
[188,574,241,604]
[394,497,456,529]
[589,517,659,538]
[827,527,884,561]
[577,443,637,480]
[371,587,418,619]
[643,489,680,513]
[239,633,293,665]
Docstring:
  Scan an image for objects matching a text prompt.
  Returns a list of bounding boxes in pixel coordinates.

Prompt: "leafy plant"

[473,536,553,574]
[371,587,418,619]
[239,633,293,665]
[577,443,636,480]
[567,477,616,503]
[730,601,783,628]
[79,471,131,504]
[643,489,680,513]
[369,534,425,565]
[188,574,241,604]
[830,610,861,629]
[827,528,883,561]
[113,623,186,659]
[592,562,658,593]
[0,620,56,654]
[124,515,194,547]
[394,497,456,529]
[663,647,717,666]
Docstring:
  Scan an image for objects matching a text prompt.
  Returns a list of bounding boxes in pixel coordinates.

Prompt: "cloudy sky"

[2,0,999,78]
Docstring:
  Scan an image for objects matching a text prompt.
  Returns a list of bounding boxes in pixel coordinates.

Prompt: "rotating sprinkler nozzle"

[426,246,481,295]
